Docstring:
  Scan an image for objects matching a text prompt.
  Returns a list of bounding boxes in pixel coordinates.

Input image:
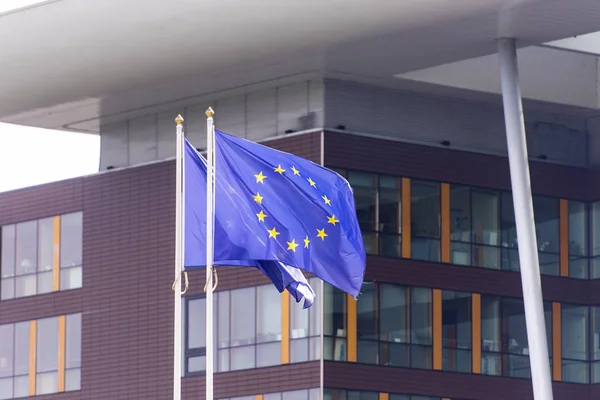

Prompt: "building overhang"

[3,0,600,132]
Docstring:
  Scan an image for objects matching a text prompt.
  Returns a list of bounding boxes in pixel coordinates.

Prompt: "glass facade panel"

[379,175,402,258]
[0,314,80,398]
[562,305,589,383]
[290,277,321,363]
[411,180,440,262]
[471,189,501,269]
[449,185,470,266]
[326,168,600,280]
[1,213,83,299]
[60,213,83,290]
[442,291,471,373]
[347,171,378,255]
[356,283,432,369]
[323,283,346,361]
[0,225,15,300]
[481,295,551,378]
[569,201,588,279]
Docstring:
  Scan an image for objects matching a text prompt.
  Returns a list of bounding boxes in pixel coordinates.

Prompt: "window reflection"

[411,180,440,262]
[481,295,552,378]
[569,201,588,279]
[347,171,378,255]
[356,283,432,369]
[324,283,347,361]
[442,291,471,373]
[290,277,321,363]
[1,212,83,300]
[562,305,589,383]
[0,314,81,398]
[591,202,600,278]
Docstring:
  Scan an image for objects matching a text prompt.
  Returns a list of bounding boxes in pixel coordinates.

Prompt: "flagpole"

[205,107,216,400]
[173,114,185,400]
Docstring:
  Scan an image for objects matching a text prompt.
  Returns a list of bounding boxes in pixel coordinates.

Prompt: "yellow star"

[322,195,331,206]
[253,192,263,204]
[274,165,285,174]
[255,171,267,183]
[257,210,267,222]
[327,215,339,226]
[317,228,328,241]
[268,227,280,239]
[287,239,299,252]
[291,166,300,176]
[307,177,316,188]
[304,236,310,248]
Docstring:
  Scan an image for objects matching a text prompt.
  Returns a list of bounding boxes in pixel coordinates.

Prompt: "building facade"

[2,125,600,400]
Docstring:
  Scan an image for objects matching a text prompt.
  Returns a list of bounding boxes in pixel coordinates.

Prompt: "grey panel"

[246,89,277,141]
[215,95,246,137]
[324,79,588,167]
[156,110,181,160]
[99,121,128,170]
[277,83,308,134]
[185,105,209,151]
[128,115,158,165]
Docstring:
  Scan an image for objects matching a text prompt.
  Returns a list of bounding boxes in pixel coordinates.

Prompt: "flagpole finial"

[175,114,184,126]
[206,107,214,118]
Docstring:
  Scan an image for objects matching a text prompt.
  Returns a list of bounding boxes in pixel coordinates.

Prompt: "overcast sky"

[0,123,100,193]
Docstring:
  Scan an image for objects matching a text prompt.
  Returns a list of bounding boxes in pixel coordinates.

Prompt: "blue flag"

[212,130,366,298]
[184,139,315,308]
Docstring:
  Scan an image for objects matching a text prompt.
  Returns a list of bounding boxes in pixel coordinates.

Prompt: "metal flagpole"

[497,38,554,400]
[205,107,216,400]
[173,114,186,400]
[319,131,325,400]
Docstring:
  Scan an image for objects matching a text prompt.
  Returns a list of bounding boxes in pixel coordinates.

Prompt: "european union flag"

[212,130,366,298]
[184,139,316,308]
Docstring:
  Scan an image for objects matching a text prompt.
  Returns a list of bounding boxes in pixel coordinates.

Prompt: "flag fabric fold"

[183,139,315,308]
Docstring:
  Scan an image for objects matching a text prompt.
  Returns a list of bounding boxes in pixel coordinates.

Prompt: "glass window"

[15,220,37,297]
[2,213,83,299]
[390,396,442,400]
[449,185,470,266]
[347,171,378,255]
[256,285,281,367]
[481,296,552,378]
[534,196,560,276]
[379,175,402,258]
[411,180,440,262]
[471,189,500,269]
[592,307,600,383]
[562,305,589,383]
[65,313,82,392]
[1,225,16,300]
[569,201,588,279]
[324,283,347,361]
[290,277,320,363]
[356,283,431,369]
[60,212,83,290]
[36,317,59,395]
[323,389,379,400]
[442,291,471,373]
[501,194,560,276]
[591,202,600,278]
[37,218,54,295]
[185,297,207,374]
[0,324,14,378]
[0,322,23,400]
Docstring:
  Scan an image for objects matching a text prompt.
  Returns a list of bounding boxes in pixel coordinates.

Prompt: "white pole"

[497,38,554,400]
[205,107,216,400]
[173,114,185,400]
[319,131,325,399]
